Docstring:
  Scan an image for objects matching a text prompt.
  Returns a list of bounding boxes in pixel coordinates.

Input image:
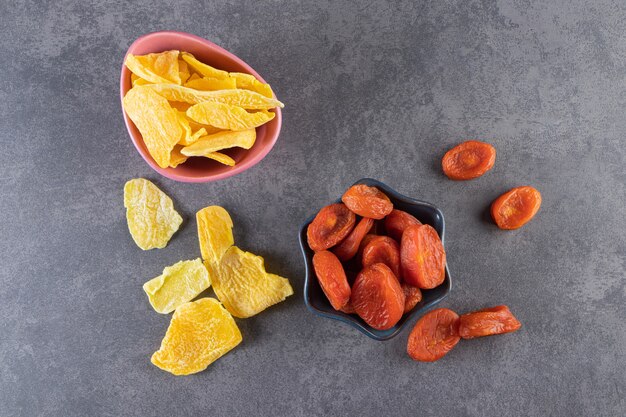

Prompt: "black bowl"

[299,178,451,341]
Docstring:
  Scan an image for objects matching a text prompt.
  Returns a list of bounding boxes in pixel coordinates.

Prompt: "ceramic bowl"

[299,178,451,341]
[120,31,282,183]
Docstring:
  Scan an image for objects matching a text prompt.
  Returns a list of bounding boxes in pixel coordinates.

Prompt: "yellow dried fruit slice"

[188,119,223,135]
[184,77,237,91]
[187,102,275,131]
[181,130,256,157]
[143,259,210,314]
[205,152,235,166]
[196,206,234,267]
[151,298,242,376]
[178,59,190,83]
[131,73,151,86]
[123,178,182,250]
[148,84,284,109]
[125,51,181,85]
[181,52,229,79]
[169,145,188,168]
[230,72,273,98]
[123,86,181,168]
[212,246,293,318]
[176,112,207,146]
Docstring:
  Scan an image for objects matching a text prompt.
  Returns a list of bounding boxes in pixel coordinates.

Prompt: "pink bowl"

[120,31,282,183]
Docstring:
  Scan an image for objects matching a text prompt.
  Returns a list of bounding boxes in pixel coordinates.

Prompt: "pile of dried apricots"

[307,140,541,362]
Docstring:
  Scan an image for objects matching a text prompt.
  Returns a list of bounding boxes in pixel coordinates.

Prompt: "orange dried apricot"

[491,186,542,230]
[401,224,446,289]
[332,217,375,261]
[312,251,351,310]
[402,283,423,313]
[442,140,496,180]
[307,203,356,251]
[361,236,401,280]
[342,184,393,219]
[384,209,422,242]
[459,305,521,339]
[407,308,460,362]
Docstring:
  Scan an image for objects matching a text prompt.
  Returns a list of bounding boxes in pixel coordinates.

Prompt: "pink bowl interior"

[120,31,282,183]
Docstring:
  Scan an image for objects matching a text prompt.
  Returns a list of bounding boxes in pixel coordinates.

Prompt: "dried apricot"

[402,283,423,313]
[341,184,393,219]
[401,224,446,289]
[332,217,375,261]
[407,308,460,362]
[307,203,356,251]
[351,263,405,330]
[312,251,351,310]
[442,140,496,180]
[361,236,402,280]
[491,186,542,230]
[339,300,356,314]
[459,305,521,339]
[384,209,422,242]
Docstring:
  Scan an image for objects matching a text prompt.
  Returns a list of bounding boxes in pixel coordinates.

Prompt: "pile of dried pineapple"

[122,51,283,168]
[124,178,292,375]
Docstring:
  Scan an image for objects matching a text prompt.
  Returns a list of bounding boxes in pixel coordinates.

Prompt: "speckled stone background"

[1,0,625,416]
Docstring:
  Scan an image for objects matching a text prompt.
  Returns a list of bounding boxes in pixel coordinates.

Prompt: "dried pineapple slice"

[148,84,284,109]
[196,206,234,268]
[169,145,188,168]
[230,72,273,98]
[123,178,182,250]
[181,52,229,79]
[181,130,256,157]
[212,246,293,318]
[151,298,242,376]
[125,50,181,85]
[123,86,181,168]
[143,259,210,314]
[184,77,237,91]
[187,102,275,131]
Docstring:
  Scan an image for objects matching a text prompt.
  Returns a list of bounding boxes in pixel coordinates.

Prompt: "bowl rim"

[299,178,451,341]
[119,30,282,183]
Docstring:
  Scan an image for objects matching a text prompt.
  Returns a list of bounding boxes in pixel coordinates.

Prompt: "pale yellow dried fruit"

[206,152,236,166]
[151,298,242,376]
[181,52,229,79]
[230,72,273,98]
[143,259,210,314]
[125,51,181,84]
[131,73,151,86]
[147,84,284,109]
[169,145,188,168]
[123,86,181,168]
[187,102,275,131]
[212,246,293,318]
[176,111,207,146]
[185,76,237,91]
[181,130,256,157]
[196,206,234,267]
[123,178,182,250]
[178,59,190,84]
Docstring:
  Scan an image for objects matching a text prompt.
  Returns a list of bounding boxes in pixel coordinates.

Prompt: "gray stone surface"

[1,0,625,415]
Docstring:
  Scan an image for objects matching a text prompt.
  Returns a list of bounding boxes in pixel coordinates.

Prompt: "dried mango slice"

[143,259,210,314]
[181,52,229,79]
[176,112,207,146]
[185,77,237,91]
[187,102,275,131]
[178,59,190,83]
[205,152,235,166]
[212,246,293,318]
[196,206,234,268]
[125,51,181,85]
[123,86,181,168]
[151,298,242,376]
[169,145,188,168]
[123,178,182,250]
[131,73,151,86]
[181,130,256,157]
[148,84,284,109]
[230,72,273,98]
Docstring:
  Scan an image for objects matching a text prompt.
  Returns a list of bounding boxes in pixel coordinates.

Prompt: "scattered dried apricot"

[332,217,375,261]
[342,184,393,219]
[384,209,422,242]
[307,203,356,251]
[361,236,402,280]
[401,224,446,289]
[442,140,496,180]
[491,186,542,229]
[402,283,423,313]
[351,263,405,330]
[407,308,460,362]
[459,305,521,339]
[312,251,351,310]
